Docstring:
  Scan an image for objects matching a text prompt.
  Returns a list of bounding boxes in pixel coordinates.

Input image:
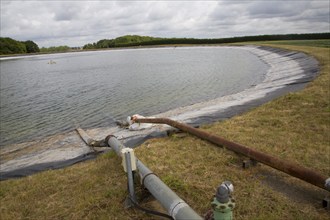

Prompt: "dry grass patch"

[0,152,150,219]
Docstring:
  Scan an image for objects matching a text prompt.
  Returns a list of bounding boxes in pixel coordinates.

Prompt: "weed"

[162,174,188,192]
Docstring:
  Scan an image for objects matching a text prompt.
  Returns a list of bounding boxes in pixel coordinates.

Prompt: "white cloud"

[0,0,329,47]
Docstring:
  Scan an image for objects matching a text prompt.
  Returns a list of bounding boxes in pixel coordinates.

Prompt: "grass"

[261,39,330,48]
[0,40,329,219]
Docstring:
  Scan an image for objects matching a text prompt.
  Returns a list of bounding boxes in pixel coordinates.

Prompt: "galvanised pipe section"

[124,151,137,204]
[106,135,202,220]
[133,117,330,192]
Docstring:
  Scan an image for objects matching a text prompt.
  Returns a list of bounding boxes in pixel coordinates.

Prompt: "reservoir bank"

[0,45,319,179]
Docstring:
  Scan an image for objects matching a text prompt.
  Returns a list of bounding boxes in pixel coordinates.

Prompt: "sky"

[1,0,329,47]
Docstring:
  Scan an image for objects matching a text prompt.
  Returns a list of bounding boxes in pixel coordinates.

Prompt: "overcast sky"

[1,0,329,47]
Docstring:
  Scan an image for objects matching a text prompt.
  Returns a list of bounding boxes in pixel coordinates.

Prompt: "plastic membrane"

[0,45,319,180]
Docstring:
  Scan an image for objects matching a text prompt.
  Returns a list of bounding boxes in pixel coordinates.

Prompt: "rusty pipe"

[134,117,329,191]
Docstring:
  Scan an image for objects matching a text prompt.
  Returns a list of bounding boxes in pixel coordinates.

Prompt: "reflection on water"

[0,47,268,146]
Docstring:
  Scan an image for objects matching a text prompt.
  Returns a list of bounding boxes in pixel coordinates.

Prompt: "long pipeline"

[133,117,330,191]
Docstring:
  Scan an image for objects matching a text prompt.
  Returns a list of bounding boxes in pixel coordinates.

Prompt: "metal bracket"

[121,148,137,172]
[122,149,137,209]
[323,196,330,210]
[242,159,258,169]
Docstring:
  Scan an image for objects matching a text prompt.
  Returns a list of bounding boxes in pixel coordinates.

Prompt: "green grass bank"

[0,40,329,219]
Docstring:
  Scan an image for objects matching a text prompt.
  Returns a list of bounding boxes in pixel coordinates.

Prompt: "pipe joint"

[105,134,116,146]
[141,172,157,188]
[169,200,189,219]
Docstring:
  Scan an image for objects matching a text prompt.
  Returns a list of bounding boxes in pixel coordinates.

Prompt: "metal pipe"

[106,136,202,220]
[76,128,95,146]
[76,128,107,147]
[125,151,137,204]
[133,117,329,191]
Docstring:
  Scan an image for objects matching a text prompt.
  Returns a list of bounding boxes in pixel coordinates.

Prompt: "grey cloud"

[53,6,80,21]
[284,7,330,23]
[245,0,329,26]
[1,0,329,47]
[247,1,310,18]
[209,2,248,26]
[207,0,329,38]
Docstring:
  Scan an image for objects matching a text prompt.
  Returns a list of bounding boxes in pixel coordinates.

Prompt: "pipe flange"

[141,172,158,189]
[169,200,188,218]
[105,134,116,146]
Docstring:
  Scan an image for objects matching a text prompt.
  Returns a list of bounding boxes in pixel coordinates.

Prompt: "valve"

[211,181,235,220]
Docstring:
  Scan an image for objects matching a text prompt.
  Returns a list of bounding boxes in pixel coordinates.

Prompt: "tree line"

[0,37,73,55]
[1,33,329,55]
[83,35,160,49]
[0,37,40,54]
[83,33,330,49]
[39,46,71,53]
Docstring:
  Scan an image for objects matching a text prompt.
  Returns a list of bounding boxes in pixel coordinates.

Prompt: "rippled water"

[0,47,268,146]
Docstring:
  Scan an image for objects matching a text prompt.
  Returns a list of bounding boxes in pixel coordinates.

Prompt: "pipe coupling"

[169,199,189,218]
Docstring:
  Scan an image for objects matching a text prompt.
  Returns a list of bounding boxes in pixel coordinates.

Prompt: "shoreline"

[0,44,218,60]
[0,45,319,180]
[0,43,252,60]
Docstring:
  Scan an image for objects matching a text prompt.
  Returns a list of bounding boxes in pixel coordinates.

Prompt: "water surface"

[0,47,268,146]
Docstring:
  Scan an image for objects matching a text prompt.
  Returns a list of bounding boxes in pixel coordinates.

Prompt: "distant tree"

[0,37,27,54]
[40,45,70,53]
[82,33,330,50]
[95,39,114,48]
[83,43,95,49]
[24,40,40,53]
[113,35,160,47]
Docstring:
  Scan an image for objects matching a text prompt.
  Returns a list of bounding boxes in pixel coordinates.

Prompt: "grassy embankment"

[0,40,329,219]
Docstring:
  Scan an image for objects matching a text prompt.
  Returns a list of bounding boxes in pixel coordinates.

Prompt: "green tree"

[96,39,114,48]
[0,37,27,54]
[40,45,70,53]
[83,43,95,49]
[24,40,40,53]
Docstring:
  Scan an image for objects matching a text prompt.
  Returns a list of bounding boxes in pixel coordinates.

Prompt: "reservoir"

[0,47,268,147]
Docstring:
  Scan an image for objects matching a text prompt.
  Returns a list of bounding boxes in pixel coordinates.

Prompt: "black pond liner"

[0,46,320,181]
[0,153,97,180]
